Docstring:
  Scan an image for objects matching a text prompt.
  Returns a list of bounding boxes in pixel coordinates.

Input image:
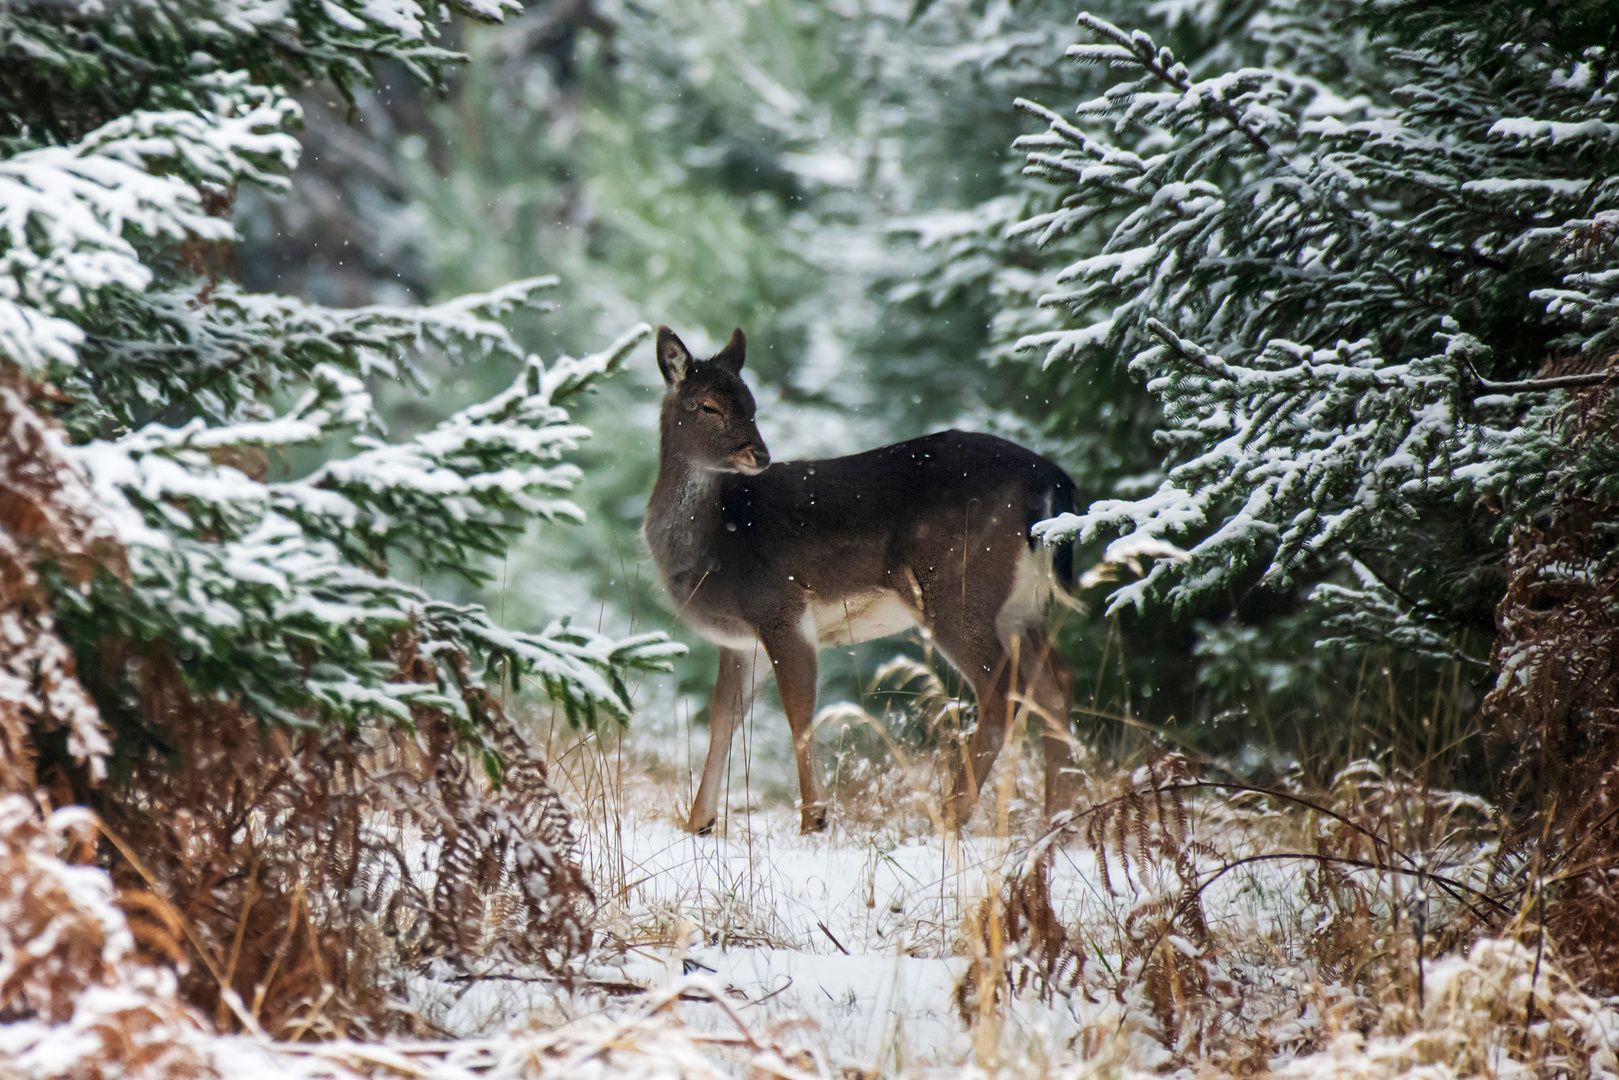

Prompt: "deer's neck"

[646,457,727,587]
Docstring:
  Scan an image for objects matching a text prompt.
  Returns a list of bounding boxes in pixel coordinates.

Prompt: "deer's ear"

[656,326,693,386]
[712,327,746,374]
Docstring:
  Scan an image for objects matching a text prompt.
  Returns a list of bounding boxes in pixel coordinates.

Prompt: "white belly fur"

[687,618,761,653]
[684,593,916,653]
[809,589,918,646]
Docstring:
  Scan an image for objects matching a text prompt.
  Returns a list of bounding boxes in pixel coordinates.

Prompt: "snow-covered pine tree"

[866,0,1400,742]
[1016,1,1616,624]
[0,0,680,1031]
[1012,0,1619,975]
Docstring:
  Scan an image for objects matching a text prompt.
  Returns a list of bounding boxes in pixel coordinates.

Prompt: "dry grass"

[9,644,1619,1078]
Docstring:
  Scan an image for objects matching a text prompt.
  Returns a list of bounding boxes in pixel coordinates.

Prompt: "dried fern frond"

[96,665,597,1037]
[1483,501,1619,990]
[0,365,123,798]
[0,794,215,1078]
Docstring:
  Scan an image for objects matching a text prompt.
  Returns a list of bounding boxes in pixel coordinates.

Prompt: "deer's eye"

[701,403,722,416]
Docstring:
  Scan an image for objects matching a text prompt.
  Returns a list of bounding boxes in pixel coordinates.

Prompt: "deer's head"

[655,326,770,475]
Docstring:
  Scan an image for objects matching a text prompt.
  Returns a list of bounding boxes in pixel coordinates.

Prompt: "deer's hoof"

[800,808,828,834]
[692,817,716,837]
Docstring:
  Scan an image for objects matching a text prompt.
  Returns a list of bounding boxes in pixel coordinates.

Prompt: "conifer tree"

[1010,0,1619,970]
[1015,0,1616,626]
[0,0,679,1030]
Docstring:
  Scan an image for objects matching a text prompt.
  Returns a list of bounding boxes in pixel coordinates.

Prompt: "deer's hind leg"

[931,618,1017,830]
[920,516,1032,828]
[1015,623,1077,821]
[934,622,1076,829]
[925,531,1078,827]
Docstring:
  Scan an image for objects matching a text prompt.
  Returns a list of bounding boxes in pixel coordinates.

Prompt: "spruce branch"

[1075,13,1277,162]
[1017,5,1617,618]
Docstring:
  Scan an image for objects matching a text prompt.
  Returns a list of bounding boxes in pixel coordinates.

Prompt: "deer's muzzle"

[731,446,768,475]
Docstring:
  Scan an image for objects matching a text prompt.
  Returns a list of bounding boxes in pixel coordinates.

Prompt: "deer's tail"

[1047,475,1077,592]
[1025,465,1078,599]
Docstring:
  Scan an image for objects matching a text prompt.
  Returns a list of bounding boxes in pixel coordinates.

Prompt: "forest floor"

[330,707,1619,1080]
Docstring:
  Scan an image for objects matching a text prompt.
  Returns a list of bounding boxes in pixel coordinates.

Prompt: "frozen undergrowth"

[10,718,1619,1079]
[368,714,1619,1078]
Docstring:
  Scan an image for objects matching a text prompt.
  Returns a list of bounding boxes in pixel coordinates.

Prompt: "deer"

[644,325,1079,835]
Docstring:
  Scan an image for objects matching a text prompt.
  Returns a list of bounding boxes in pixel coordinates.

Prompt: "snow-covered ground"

[360,773,1619,1080]
[374,715,1619,1079]
[392,704,1354,1076]
[15,708,1617,1080]
[412,809,1094,1068]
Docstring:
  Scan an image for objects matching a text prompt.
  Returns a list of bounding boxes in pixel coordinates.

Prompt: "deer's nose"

[732,445,768,474]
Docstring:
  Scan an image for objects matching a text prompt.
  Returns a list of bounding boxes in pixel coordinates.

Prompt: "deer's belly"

[686,616,761,653]
[808,589,918,646]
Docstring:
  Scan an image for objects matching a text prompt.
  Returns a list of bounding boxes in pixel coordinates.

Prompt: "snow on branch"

[538,321,656,406]
[1014,9,1618,618]
[1,0,524,134]
[0,77,300,337]
[1313,561,1487,666]
[1040,319,1536,614]
[54,277,562,442]
[289,329,653,578]
[60,311,671,737]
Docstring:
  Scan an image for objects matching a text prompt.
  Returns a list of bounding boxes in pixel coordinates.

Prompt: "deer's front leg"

[688,646,756,835]
[760,623,827,833]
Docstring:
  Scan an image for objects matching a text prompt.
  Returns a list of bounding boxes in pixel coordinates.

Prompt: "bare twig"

[817,920,851,955]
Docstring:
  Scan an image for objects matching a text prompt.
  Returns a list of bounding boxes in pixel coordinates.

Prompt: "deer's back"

[699,430,1074,640]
